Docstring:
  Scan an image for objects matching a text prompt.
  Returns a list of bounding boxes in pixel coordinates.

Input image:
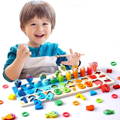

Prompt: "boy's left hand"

[61,49,81,66]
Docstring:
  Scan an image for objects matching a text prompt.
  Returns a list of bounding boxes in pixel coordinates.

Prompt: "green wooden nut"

[111,61,117,66]
[96,98,104,103]
[22,112,29,117]
[54,99,63,106]
[103,109,115,115]
[54,89,62,95]
[63,87,71,93]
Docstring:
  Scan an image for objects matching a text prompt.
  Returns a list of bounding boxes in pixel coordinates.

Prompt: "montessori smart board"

[12,69,115,107]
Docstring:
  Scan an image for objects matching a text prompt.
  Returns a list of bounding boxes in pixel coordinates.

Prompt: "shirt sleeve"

[3,46,17,69]
[3,45,18,82]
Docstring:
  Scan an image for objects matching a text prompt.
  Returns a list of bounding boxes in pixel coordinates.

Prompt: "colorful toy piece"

[2,113,16,120]
[86,105,95,111]
[2,84,9,89]
[80,67,86,77]
[113,84,120,89]
[96,98,104,103]
[63,112,70,117]
[66,71,71,80]
[57,73,64,82]
[8,94,16,100]
[99,84,110,93]
[12,66,114,107]
[111,94,118,99]
[106,69,112,73]
[110,61,117,66]
[103,109,115,115]
[73,68,78,78]
[22,112,29,117]
[45,111,59,118]
[87,66,93,75]
[73,100,80,106]
[34,99,43,110]
[0,100,4,104]
[75,93,86,100]
[90,90,97,96]
[117,76,120,80]
[54,99,63,106]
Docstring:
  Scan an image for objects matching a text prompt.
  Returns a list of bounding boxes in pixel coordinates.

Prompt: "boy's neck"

[27,42,41,48]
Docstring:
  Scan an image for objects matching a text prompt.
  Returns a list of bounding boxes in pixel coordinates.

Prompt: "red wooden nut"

[113,84,120,89]
[2,84,9,89]
[63,112,70,117]
[111,94,118,99]
[106,69,112,73]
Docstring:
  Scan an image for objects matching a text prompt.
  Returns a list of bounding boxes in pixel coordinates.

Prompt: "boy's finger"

[18,44,26,50]
[61,61,71,65]
[69,48,73,55]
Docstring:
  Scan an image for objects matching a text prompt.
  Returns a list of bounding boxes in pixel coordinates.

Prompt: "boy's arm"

[3,44,31,82]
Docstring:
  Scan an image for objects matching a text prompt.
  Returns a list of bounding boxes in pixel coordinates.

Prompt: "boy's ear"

[20,25,25,33]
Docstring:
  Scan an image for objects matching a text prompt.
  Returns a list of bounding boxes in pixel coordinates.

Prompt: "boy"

[3,1,81,82]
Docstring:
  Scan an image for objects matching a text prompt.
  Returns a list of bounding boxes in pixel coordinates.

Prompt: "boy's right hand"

[16,44,31,61]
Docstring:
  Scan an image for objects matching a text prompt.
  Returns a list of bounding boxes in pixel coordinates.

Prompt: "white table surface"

[0,61,120,120]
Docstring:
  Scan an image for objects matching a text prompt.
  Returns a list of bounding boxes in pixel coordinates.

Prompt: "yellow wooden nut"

[73,100,80,106]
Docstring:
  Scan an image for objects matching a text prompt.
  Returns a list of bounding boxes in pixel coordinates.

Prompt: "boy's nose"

[37,26,43,32]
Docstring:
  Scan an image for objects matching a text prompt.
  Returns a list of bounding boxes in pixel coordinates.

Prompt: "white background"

[0,0,120,120]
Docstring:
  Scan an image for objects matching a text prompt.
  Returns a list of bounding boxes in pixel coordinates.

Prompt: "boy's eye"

[43,23,48,25]
[30,23,36,26]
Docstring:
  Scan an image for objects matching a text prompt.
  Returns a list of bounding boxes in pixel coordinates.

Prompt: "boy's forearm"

[4,58,26,81]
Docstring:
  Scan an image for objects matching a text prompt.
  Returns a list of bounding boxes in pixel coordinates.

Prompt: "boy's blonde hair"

[20,1,56,30]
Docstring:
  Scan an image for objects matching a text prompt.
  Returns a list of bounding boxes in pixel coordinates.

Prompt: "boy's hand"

[61,49,81,66]
[16,44,31,61]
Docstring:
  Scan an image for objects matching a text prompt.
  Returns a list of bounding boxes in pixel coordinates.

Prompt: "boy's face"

[22,16,52,47]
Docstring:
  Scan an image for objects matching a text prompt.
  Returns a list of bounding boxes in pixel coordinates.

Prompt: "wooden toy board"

[12,71,115,107]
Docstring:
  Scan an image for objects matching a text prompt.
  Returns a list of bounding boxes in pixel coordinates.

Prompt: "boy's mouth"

[34,34,44,38]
